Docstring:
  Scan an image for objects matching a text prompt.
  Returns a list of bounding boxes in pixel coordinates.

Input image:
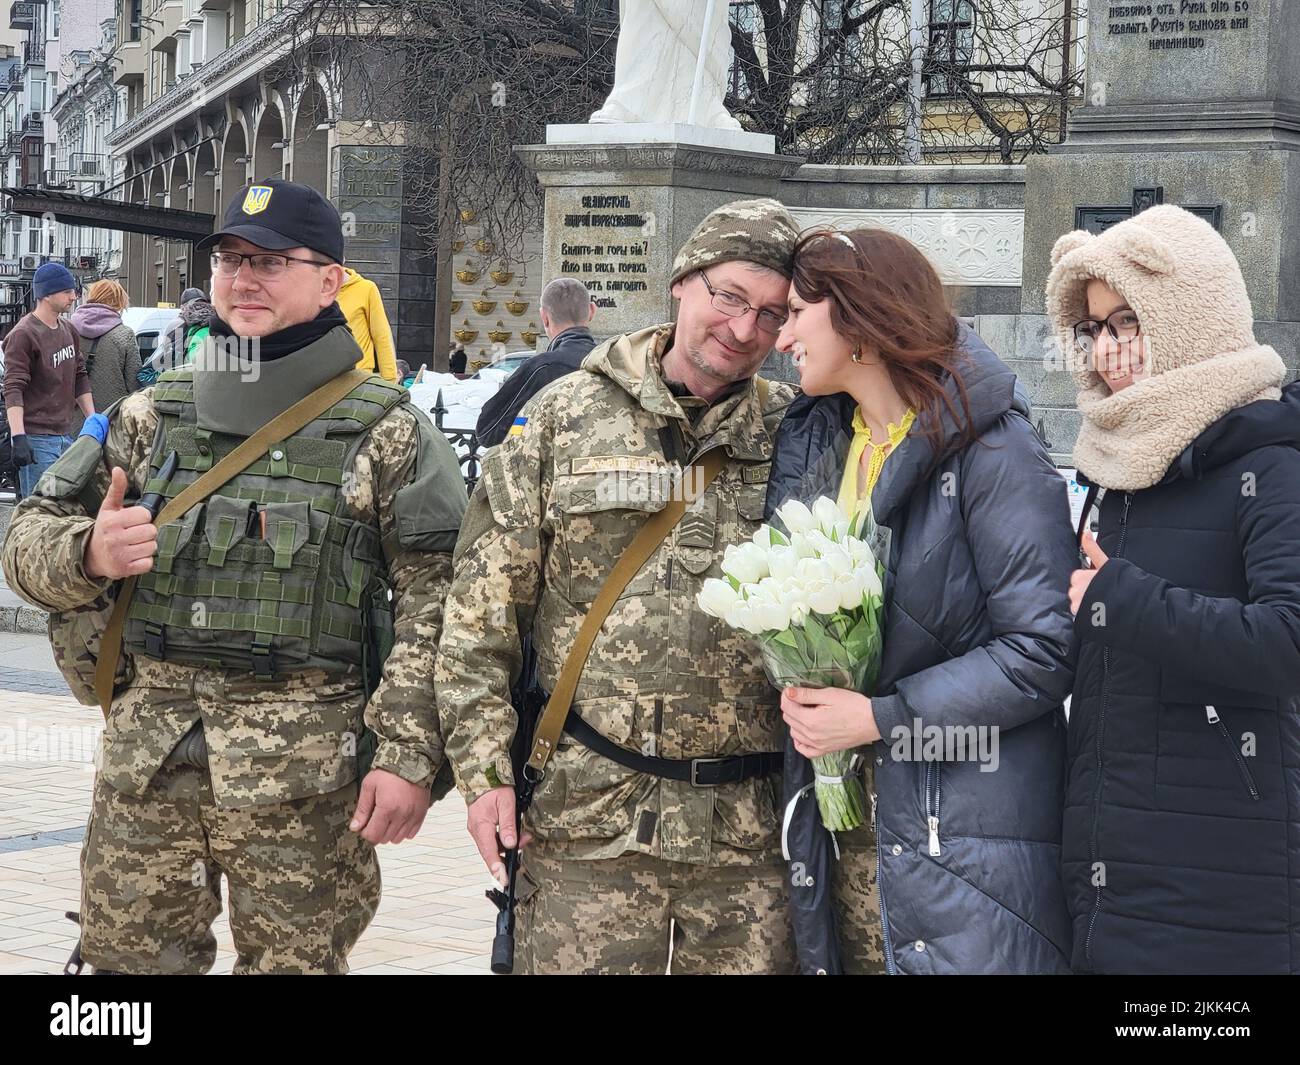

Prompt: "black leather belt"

[563,711,782,787]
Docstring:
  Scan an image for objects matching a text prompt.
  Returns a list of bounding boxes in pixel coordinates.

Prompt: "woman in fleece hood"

[1047,204,1300,974]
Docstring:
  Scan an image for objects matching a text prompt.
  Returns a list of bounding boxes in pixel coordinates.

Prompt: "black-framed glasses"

[1072,308,1141,350]
[210,250,332,280]
[699,270,788,334]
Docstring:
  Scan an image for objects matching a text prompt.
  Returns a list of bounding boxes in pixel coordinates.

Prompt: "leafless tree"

[728,1,1084,164]
[283,0,1082,258]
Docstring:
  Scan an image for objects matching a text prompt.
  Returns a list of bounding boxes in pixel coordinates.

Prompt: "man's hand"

[781,686,880,760]
[11,434,33,467]
[468,785,533,888]
[1069,530,1110,616]
[84,467,158,580]
[350,768,432,845]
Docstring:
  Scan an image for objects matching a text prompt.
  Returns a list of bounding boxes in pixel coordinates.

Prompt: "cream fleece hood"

[1045,204,1286,491]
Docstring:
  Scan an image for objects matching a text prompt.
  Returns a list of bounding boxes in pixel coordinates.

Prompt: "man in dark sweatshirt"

[474,277,596,447]
[3,262,93,497]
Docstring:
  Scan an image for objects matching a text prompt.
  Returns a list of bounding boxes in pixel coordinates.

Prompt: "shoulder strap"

[756,375,769,407]
[92,368,371,715]
[524,447,728,777]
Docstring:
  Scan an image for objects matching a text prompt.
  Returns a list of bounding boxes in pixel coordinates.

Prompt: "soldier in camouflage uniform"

[436,199,801,974]
[2,179,467,974]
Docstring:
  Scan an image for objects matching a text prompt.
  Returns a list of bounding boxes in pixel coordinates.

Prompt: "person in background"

[339,265,398,382]
[150,287,214,375]
[69,280,141,413]
[2,262,93,498]
[474,278,598,448]
[449,344,468,376]
[395,359,413,387]
[1049,204,1300,974]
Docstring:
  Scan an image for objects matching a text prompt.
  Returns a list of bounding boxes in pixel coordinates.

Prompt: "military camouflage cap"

[669,198,799,287]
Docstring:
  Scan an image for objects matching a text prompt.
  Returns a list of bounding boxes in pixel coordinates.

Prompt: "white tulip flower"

[776,499,817,534]
[767,546,798,583]
[697,578,741,619]
[837,571,868,612]
[822,545,854,579]
[788,531,818,560]
[812,496,845,536]
[795,557,835,585]
[725,599,768,635]
[721,542,769,585]
[807,580,843,616]
[858,563,884,599]
[750,597,792,633]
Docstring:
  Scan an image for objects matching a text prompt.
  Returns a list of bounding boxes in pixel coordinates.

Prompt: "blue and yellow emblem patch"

[508,416,527,438]
[242,185,273,215]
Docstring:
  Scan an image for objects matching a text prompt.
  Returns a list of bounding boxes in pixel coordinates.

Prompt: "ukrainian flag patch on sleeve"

[508,416,527,437]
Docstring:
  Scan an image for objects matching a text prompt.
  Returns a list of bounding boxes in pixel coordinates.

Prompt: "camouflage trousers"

[516,843,795,974]
[831,818,886,974]
[80,762,380,974]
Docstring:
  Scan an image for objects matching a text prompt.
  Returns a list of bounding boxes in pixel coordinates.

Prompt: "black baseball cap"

[196,178,345,263]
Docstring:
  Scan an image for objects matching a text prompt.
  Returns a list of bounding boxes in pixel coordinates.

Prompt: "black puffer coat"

[766,325,1076,974]
[1066,383,1300,974]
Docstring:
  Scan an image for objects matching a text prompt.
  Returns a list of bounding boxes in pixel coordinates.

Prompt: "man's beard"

[685,327,760,385]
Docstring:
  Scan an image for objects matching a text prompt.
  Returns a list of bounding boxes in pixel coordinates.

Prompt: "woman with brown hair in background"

[765,228,1076,974]
[69,279,141,411]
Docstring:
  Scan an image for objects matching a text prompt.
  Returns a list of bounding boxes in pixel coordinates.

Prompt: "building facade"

[105,0,441,360]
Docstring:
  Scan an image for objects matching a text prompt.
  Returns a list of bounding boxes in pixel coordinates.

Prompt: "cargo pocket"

[261,501,312,570]
[202,495,253,566]
[153,504,203,576]
[554,470,667,604]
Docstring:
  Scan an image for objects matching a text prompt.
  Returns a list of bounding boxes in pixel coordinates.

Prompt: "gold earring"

[851,348,862,364]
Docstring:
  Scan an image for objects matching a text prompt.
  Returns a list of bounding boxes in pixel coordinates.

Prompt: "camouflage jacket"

[436,324,796,865]
[2,370,466,807]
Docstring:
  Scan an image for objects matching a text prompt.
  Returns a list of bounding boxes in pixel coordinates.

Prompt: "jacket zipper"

[873,789,898,974]
[1205,705,1261,801]
[1084,491,1131,964]
[925,761,942,857]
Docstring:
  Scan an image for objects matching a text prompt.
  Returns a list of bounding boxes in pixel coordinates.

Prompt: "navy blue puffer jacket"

[766,326,1076,974]
[1066,383,1300,974]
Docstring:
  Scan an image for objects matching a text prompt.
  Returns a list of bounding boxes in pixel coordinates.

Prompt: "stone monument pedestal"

[516,136,801,341]
[547,122,776,155]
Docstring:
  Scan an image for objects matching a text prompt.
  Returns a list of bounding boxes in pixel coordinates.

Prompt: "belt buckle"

[690,757,726,788]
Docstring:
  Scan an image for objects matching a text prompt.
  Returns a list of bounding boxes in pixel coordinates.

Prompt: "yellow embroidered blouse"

[837,406,917,518]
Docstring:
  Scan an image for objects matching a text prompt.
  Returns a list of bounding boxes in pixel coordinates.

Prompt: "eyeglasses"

[699,270,788,335]
[210,250,332,280]
[1072,308,1141,350]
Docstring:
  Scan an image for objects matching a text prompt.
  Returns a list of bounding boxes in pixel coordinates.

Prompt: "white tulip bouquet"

[697,496,886,831]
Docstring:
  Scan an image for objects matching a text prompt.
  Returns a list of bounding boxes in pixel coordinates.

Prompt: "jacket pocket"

[554,470,668,604]
[1204,705,1261,801]
[1156,672,1272,808]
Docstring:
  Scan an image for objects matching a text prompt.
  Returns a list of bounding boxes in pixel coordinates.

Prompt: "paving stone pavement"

[0,633,495,975]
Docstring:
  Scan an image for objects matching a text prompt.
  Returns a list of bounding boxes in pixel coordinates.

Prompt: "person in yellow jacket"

[339,266,398,381]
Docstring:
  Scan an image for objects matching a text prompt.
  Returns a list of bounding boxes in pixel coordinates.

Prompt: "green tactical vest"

[122,366,407,679]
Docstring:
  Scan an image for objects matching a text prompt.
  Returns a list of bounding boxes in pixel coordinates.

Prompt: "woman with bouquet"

[766,229,1076,974]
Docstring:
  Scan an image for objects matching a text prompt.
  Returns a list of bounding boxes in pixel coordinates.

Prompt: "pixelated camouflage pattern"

[668,197,800,286]
[80,763,379,974]
[2,383,459,805]
[832,773,886,974]
[515,842,794,974]
[436,324,797,865]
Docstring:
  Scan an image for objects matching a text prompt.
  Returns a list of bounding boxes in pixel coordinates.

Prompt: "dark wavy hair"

[790,227,976,456]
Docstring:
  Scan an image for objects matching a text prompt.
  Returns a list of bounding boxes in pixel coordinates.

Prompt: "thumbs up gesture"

[84,467,159,580]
